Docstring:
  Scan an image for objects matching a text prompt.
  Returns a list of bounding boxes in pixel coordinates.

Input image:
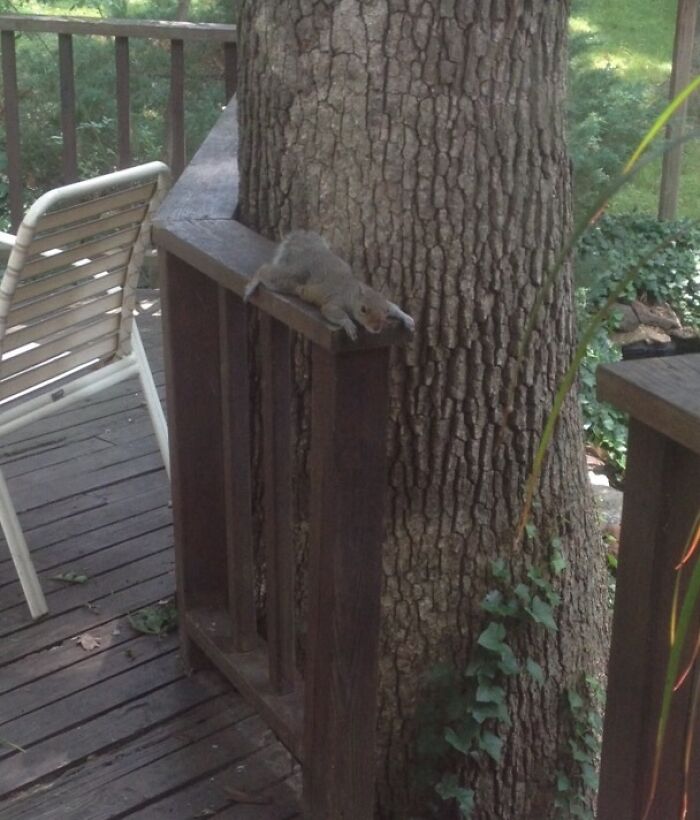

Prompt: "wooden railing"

[153,101,409,818]
[0,14,237,229]
[597,355,700,819]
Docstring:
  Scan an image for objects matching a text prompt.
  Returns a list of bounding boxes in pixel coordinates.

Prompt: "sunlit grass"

[20,2,102,15]
[571,0,676,84]
[572,0,700,219]
[17,1,232,21]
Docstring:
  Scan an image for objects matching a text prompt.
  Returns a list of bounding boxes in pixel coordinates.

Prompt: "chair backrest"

[0,162,169,403]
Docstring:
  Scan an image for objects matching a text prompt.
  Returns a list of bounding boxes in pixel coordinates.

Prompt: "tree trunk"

[237,2,609,817]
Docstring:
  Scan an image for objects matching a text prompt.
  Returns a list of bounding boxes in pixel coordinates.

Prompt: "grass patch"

[571,0,700,219]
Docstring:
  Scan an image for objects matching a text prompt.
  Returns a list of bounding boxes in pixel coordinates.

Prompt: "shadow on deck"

[0,292,301,820]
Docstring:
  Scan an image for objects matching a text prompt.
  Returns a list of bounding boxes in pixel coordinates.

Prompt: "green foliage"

[577,322,627,477]
[50,570,89,584]
[577,214,700,326]
[554,676,604,820]
[567,33,664,221]
[0,735,25,752]
[575,214,700,478]
[0,1,230,229]
[128,599,178,635]
[414,545,566,818]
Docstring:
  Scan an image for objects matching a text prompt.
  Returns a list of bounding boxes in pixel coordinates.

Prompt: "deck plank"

[0,295,301,818]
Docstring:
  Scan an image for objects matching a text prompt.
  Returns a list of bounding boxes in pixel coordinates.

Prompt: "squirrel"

[243,230,415,341]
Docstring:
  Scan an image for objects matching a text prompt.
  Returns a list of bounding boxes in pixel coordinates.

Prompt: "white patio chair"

[0,162,171,620]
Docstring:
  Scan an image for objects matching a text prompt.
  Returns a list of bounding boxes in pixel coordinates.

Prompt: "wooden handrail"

[154,100,409,817]
[598,355,700,455]
[0,14,236,42]
[0,13,237,229]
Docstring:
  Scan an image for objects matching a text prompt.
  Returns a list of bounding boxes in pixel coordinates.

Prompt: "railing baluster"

[0,16,236,215]
[114,35,131,169]
[223,41,237,102]
[159,250,228,671]
[260,313,295,694]
[167,38,185,179]
[1,30,22,231]
[219,287,257,653]
[57,33,78,183]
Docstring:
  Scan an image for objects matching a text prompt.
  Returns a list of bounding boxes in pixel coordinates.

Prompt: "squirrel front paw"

[401,314,416,333]
[341,317,358,340]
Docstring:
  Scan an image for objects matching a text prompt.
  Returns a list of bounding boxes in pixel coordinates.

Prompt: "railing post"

[303,344,391,820]
[597,356,700,820]
[114,35,131,169]
[1,30,22,231]
[58,33,78,183]
[167,38,186,179]
[658,0,698,221]
[223,41,237,102]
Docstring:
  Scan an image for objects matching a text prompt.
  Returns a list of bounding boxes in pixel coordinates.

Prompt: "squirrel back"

[244,230,415,340]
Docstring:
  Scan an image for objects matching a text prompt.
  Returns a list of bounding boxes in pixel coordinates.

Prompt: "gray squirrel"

[243,230,415,340]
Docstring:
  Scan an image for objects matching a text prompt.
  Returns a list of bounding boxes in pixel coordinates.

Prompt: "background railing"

[154,101,408,818]
[0,14,237,230]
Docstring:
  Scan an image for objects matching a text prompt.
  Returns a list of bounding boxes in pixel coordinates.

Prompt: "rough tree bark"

[236,2,609,817]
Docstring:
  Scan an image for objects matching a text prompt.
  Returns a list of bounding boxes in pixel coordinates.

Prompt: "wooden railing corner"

[154,99,407,819]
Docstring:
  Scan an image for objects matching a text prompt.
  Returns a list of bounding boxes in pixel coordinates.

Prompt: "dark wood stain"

[598,355,700,820]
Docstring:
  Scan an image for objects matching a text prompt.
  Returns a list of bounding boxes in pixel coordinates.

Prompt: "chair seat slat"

[0,334,120,401]
[36,181,156,233]
[16,249,130,301]
[1,313,120,379]
[6,290,123,352]
[30,202,149,255]
[22,226,139,278]
[9,268,125,327]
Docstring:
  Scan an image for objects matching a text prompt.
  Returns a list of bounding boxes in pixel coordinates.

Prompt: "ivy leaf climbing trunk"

[236,1,609,817]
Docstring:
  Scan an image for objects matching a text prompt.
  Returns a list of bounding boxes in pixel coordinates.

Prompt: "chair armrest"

[0,231,16,250]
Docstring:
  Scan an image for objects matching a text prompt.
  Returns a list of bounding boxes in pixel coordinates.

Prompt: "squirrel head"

[352,283,389,334]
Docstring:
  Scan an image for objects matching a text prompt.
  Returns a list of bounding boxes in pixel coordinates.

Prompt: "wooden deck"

[0,293,301,819]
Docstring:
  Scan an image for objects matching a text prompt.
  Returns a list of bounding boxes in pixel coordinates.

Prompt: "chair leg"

[132,322,170,480]
[0,466,48,619]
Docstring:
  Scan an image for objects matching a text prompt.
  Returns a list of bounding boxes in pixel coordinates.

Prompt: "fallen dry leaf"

[73,633,102,651]
[224,787,270,805]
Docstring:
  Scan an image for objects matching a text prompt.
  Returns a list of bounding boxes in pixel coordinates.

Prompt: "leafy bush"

[576,214,700,478]
[567,33,664,221]
[577,322,628,476]
[577,214,700,325]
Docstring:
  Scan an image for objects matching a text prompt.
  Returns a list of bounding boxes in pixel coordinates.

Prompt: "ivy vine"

[414,540,566,818]
[554,675,604,819]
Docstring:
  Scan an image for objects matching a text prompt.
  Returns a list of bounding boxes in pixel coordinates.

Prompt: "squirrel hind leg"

[243,263,277,302]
